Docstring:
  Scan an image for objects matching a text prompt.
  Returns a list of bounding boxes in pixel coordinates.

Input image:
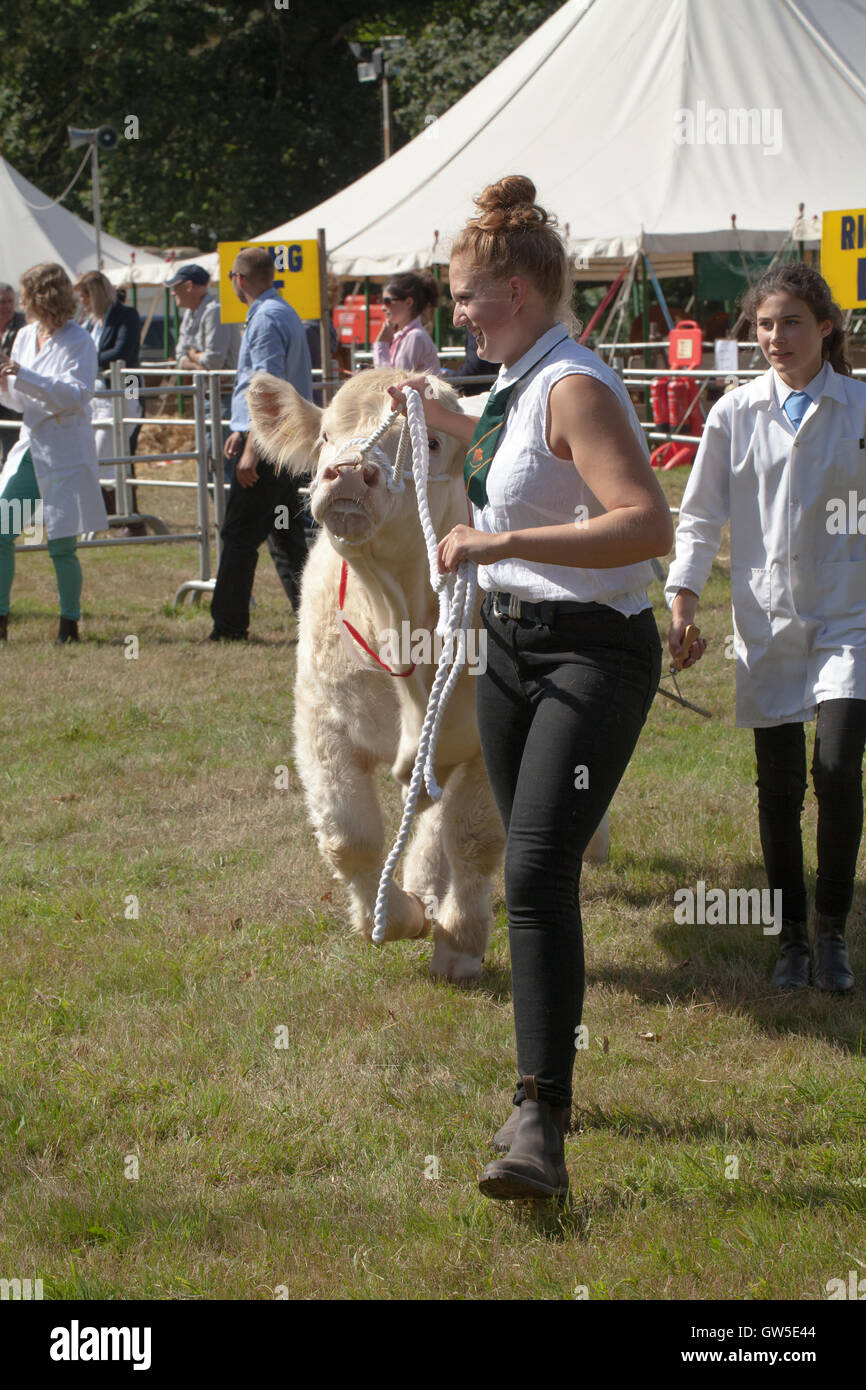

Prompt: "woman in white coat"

[0,262,108,643]
[666,263,866,995]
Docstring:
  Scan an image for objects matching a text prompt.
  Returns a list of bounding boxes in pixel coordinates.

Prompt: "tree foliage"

[0,0,562,250]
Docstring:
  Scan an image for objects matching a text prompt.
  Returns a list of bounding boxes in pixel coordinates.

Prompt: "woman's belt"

[489,590,606,624]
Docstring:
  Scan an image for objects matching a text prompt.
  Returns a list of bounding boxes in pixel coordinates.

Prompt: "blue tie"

[783,390,811,431]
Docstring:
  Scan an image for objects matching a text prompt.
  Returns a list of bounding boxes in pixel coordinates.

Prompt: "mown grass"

[0,469,864,1301]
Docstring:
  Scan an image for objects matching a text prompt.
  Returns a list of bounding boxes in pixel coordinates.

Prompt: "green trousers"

[0,450,82,620]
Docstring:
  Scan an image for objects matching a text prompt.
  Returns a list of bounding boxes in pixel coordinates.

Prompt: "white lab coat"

[0,320,109,539]
[665,363,866,728]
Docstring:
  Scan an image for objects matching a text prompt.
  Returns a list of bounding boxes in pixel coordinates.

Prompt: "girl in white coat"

[0,262,108,643]
[666,264,866,994]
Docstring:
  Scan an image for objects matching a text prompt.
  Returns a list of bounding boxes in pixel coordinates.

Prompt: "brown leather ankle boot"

[491,1106,521,1153]
[479,1077,570,1200]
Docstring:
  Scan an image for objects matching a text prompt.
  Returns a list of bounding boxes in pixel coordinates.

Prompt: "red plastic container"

[667,319,703,369]
[333,295,386,347]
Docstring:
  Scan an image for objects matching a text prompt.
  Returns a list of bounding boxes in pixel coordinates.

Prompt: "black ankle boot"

[479,1077,570,1200]
[55,617,79,645]
[0,614,7,642]
[813,913,855,994]
[771,919,810,990]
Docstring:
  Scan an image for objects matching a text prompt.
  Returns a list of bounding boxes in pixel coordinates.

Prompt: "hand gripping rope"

[371,386,477,945]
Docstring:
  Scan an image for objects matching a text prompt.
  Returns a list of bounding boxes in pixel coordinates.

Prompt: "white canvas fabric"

[255,0,866,274]
[0,157,165,288]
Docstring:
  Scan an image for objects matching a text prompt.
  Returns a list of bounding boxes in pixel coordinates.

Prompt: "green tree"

[0,0,562,250]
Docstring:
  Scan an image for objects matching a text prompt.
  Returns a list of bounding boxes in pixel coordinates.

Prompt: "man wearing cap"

[168,264,240,478]
[168,264,239,376]
[206,244,313,642]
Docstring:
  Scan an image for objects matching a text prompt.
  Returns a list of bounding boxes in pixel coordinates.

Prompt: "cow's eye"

[428,436,441,453]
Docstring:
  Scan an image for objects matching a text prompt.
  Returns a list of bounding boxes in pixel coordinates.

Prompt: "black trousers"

[476,593,662,1108]
[754,699,866,922]
[210,460,308,638]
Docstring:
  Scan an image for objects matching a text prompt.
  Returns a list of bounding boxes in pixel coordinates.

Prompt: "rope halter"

[307,400,450,500]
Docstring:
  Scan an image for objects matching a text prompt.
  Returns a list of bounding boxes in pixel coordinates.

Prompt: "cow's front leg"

[296,723,427,943]
[430,756,505,981]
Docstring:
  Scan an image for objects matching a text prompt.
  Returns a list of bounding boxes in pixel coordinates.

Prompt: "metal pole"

[432,263,441,350]
[641,254,650,419]
[109,359,132,518]
[208,372,226,564]
[193,373,211,583]
[364,276,371,350]
[91,145,103,269]
[382,64,391,160]
[317,228,331,406]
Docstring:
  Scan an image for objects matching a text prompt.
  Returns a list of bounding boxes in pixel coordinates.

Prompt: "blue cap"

[165,263,210,287]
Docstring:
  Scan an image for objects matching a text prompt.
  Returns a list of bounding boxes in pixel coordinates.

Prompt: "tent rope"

[14,147,93,212]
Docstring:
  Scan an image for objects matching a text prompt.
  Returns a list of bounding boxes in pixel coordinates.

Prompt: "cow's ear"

[247,372,322,476]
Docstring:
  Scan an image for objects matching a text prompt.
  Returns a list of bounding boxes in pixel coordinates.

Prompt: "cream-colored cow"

[248,367,608,982]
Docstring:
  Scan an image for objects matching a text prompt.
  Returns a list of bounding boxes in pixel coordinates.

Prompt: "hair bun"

[472,175,554,234]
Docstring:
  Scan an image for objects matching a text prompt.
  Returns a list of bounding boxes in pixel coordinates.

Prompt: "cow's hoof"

[429,939,483,982]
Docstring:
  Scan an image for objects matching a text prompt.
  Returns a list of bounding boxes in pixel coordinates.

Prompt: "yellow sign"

[821,209,866,309]
[217,239,321,323]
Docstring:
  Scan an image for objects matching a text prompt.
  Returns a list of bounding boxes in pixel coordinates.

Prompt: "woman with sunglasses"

[372,272,441,374]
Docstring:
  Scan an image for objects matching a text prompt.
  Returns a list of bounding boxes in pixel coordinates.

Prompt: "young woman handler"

[390,176,672,1201]
[0,262,108,642]
[667,264,866,996]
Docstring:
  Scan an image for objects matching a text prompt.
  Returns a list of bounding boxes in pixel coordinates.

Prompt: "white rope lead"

[372,386,476,946]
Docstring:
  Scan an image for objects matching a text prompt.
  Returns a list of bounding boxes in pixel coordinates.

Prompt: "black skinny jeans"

[754,699,866,922]
[476,593,662,1109]
[210,459,308,638]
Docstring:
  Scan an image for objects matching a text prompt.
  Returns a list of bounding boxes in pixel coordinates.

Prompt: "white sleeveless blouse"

[471,326,654,615]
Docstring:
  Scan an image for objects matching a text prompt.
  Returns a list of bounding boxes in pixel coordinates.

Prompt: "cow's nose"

[319,459,381,487]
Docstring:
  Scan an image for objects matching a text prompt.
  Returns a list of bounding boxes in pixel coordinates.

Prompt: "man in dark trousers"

[207,246,313,641]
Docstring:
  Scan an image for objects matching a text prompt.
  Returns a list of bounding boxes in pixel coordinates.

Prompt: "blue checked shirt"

[230,288,313,430]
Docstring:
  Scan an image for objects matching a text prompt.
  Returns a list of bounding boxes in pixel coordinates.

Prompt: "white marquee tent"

[0,154,165,289]
[254,0,866,276]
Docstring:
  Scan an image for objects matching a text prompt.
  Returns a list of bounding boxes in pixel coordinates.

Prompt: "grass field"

[0,465,863,1301]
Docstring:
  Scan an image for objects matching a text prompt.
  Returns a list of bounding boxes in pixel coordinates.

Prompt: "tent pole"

[364,277,371,351]
[641,254,650,418]
[432,263,441,350]
[317,228,332,405]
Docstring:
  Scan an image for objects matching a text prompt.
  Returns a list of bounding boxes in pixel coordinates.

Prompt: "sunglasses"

[382,295,405,306]
[228,270,246,281]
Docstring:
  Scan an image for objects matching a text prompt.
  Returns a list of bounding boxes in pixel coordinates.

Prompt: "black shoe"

[771,919,810,990]
[479,1077,570,1201]
[0,613,7,642]
[202,629,247,643]
[813,913,855,994]
[55,617,79,644]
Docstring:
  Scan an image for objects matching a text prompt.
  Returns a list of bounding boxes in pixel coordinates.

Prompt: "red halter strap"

[338,560,416,678]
